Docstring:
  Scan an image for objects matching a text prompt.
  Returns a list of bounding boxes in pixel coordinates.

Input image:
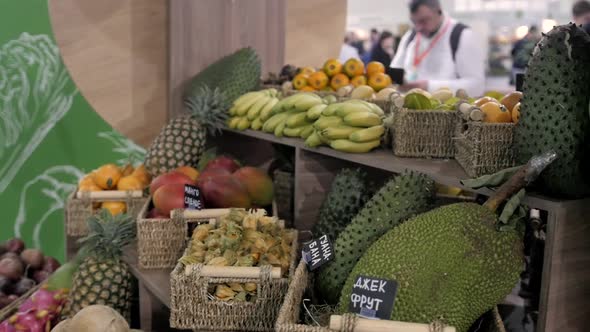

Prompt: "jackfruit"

[312,168,373,243]
[338,203,523,332]
[514,23,590,197]
[316,172,435,304]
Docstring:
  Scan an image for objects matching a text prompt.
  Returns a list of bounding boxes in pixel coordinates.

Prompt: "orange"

[120,163,134,176]
[366,61,385,76]
[330,73,350,91]
[350,75,368,87]
[474,96,499,107]
[512,102,521,124]
[132,164,151,187]
[367,73,390,92]
[92,164,122,190]
[117,175,145,191]
[175,166,200,181]
[343,58,365,78]
[322,59,342,77]
[299,66,316,76]
[481,102,512,123]
[308,71,329,90]
[292,74,309,90]
[101,201,127,216]
[500,91,523,113]
[300,86,316,92]
[78,175,102,192]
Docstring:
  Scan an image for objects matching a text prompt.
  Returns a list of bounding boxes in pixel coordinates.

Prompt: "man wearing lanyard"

[390,0,485,97]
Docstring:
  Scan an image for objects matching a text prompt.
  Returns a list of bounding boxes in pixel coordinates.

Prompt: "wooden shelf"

[123,244,171,308]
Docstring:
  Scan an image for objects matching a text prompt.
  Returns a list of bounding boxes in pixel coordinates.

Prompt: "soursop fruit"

[312,168,372,243]
[514,23,590,197]
[338,203,523,332]
[316,172,435,304]
[183,47,261,105]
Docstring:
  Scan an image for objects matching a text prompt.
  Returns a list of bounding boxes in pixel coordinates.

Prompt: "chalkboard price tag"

[184,184,202,210]
[515,73,524,92]
[348,275,397,320]
[301,235,334,271]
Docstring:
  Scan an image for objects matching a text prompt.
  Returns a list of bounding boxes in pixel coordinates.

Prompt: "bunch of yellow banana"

[304,99,385,153]
[227,88,280,131]
[262,92,333,138]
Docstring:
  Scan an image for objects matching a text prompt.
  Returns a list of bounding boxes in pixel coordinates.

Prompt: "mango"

[153,183,186,216]
[202,156,241,173]
[232,167,274,207]
[199,175,251,208]
[149,171,195,195]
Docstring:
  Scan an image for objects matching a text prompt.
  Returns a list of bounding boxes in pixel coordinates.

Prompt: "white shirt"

[339,44,360,63]
[390,17,485,97]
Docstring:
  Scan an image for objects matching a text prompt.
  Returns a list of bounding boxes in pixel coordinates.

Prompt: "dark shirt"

[370,45,393,68]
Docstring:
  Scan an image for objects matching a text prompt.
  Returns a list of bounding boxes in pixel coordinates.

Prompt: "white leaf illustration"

[98,130,146,165]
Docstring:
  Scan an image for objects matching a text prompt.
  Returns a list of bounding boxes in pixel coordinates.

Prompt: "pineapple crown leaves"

[78,209,136,260]
[183,86,230,136]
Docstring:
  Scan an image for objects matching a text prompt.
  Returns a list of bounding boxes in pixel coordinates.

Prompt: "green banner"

[0,1,145,262]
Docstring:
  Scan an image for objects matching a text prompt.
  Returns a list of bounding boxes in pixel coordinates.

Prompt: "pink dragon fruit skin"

[14,312,45,332]
[0,320,17,332]
[18,298,35,313]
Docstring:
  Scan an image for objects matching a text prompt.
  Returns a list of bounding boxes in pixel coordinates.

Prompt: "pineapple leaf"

[183,86,230,136]
[78,210,136,260]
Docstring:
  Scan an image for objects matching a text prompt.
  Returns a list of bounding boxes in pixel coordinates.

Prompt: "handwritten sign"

[348,275,397,320]
[184,184,202,210]
[302,235,334,271]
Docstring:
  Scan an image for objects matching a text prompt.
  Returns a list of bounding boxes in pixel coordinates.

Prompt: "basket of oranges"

[454,92,520,177]
[65,163,151,236]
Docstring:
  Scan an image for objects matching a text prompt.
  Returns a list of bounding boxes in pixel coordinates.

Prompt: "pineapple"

[145,86,229,176]
[63,210,136,320]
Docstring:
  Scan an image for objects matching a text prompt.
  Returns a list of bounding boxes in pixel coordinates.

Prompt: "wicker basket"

[65,190,147,237]
[277,260,507,332]
[169,219,298,331]
[136,199,234,269]
[454,121,516,178]
[392,108,457,158]
[0,284,43,322]
[273,170,294,228]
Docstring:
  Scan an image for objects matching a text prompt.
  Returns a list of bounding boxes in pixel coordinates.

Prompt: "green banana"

[228,117,241,129]
[235,92,266,116]
[343,112,382,127]
[307,104,328,121]
[317,130,332,144]
[329,139,381,153]
[233,91,263,108]
[321,125,362,140]
[274,119,287,137]
[322,103,344,116]
[251,117,263,131]
[305,131,323,147]
[247,95,271,120]
[259,97,279,121]
[300,125,314,139]
[314,116,343,130]
[286,112,310,128]
[349,125,385,142]
[342,99,385,116]
[283,126,304,137]
[262,112,290,132]
[335,103,374,118]
[237,117,251,130]
[293,94,323,112]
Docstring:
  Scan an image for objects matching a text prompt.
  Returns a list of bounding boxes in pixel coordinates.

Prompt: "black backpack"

[404,23,468,62]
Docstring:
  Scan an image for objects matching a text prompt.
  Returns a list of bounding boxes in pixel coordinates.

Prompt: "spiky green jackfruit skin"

[312,168,372,243]
[316,172,435,304]
[183,47,261,104]
[338,203,523,332]
[514,23,590,198]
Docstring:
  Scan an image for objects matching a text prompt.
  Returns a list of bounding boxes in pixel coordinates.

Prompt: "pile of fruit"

[289,59,394,93]
[458,91,522,124]
[0,238,61,310]
[227,89,280,131]
[77,163,151,215]
[178,209,294,302]
[146,155,274,218]
[0,286,69,331]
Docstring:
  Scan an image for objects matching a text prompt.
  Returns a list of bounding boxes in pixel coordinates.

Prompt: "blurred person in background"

[510,25,540,85]
[348,31,366,58]
[370,31,395,68]
[339,34,360,63]
[390,0,485,97]
[573,0,590,34]
[362,28,381,64]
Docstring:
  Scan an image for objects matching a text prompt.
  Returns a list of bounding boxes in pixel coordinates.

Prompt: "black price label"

[515,73,524,92]
[348,275,397,320]
[184,184,202,210]
[301,235,334,271]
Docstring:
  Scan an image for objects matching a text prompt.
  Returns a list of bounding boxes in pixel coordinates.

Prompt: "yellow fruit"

[474,96,498,107]
[92,164,122,190]
[350,85,375,99]
[308,71,329,90]
[512,102,521,124]
[330,73,350,91]
[300,86,316,92]
[350,75,368,87]
[366,61,385,77]
[175,166,200,181]
[343,58,365,78]
[132,164,151,187]
[323,59,342,77]
[292,74,309,90]
[481,102,512,123]
[500,91,523,113]
[117,175,144,191]
[367,73,390,92]
[120,164,134,176]
[101,201,127,216]
[299,66,316,76]
[78,175,102,192]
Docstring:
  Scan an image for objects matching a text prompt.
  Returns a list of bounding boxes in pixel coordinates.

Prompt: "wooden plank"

[539,202,590,332]
[123,245,172,308]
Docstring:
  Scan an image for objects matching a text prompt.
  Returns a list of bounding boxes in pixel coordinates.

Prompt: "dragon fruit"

[0,287,68,332]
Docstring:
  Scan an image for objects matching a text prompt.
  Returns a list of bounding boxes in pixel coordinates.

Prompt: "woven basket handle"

[190,265,282,279]
[329,315,456,332]
[75,190,143,200]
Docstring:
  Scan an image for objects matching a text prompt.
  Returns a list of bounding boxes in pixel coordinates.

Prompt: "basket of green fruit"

[170,209,297,331]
